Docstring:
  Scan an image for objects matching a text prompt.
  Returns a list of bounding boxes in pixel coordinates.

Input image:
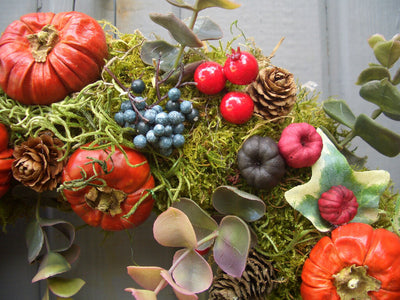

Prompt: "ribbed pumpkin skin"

[0,11,108,105]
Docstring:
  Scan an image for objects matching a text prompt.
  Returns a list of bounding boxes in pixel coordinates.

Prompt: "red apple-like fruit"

[220,92,254,124]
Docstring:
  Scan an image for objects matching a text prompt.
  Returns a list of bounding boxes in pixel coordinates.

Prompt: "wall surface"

[0,0,399,299]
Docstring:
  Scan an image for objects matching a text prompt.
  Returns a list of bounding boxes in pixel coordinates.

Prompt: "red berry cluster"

[194,47,259,124]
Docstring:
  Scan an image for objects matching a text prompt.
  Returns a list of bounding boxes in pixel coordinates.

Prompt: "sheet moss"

[0,23,398,299]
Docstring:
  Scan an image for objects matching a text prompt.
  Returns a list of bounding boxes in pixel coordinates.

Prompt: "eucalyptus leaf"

[373,39,400,68]
[213,216,250,277]
[39,218,76,253]
[124,288,158,300]
[153,207,197,248]
[322,99,356,128]
[166,0,195,10]
[173,198,218,251]
[150,13,203,48]
[26,220,44,263]
[32,252,71,283]
[356,66,391,85]
[285,129,390,232]
[140,40,179,72]
[47,277,85,297]
[191,17,223,41]
[212,186,266,222]
[172,249,213,293]
[127,266,167,291]
[195,0,241,11]
[359,78,400,116]
[354,114,400,157]
[368,34,385,48]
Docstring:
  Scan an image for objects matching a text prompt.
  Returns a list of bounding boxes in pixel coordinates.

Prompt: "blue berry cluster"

[114,82,199,156]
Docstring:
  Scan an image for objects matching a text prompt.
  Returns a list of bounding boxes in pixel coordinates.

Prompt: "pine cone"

[246,66,297,120]
[12,131,66,193]
[208,250,276,300]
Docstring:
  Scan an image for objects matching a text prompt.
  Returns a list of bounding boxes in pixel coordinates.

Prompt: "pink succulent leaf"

[160,270,197,296]
[124,288,157,300]
[213,215,250,278]
[153,207,197,248]
[127,266,167,291]
[171,249,213,293]
[285,128,390,232]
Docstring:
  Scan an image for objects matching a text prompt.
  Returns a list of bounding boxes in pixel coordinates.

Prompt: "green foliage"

[323,33,400,158]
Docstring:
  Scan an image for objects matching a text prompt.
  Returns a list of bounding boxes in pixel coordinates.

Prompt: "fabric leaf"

[284,128,390,232]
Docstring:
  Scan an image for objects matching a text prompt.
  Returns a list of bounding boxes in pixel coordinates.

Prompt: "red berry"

[278,123,323,168]
[220,92,254,124]
[194,61,226,95]
[223,47,259,85]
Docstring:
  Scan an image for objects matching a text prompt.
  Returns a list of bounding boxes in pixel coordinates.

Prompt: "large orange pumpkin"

[0,11,108,105]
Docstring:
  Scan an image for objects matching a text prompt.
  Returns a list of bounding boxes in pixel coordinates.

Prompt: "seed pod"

[318,185,359,225]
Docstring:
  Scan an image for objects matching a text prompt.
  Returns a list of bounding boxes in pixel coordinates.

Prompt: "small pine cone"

[246,66,297,120]
[208,250,276,300]
[12,131,66,193]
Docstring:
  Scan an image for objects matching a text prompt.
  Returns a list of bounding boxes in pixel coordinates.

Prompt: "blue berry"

[173,123,185,134]
[159,147,173,157]
[152,105,163,113]
[133,134,147,149]
[137,121,150,135]
[114,111,125,125]
[180,101,193,114]
[131,79,146,94]
[134,97,147,110]
[173,134,185,148]
[143,109,157,124]
[159,136,173,149]
[155,112,170,125]
[123,109,136,123]
[146,130,158,144]
[168,87,181,101]
[120,100,133,112]
[168,111,185,125]
[164,125,173,136]
[153,124,165,136]
[186,108,199,123]
[165,100,180,112]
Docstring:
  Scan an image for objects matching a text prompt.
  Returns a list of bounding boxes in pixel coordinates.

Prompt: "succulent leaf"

[47,277,85,298]
[26,220,44,263]
[166,0,195,10]
[124,288,158,300]
[372,39,400,68]
[127,266,167,291]
[322,99,356,128]
[31,252,71,283]
[195,0,241,11]
[285,129,390,232]
[356,66,391,85]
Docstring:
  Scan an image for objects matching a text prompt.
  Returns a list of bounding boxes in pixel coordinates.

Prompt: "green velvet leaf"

[373,39,400,68]
[213,216,250,277]
[191,16,223,41]
[127,266,167,291]
[212,186,266,222]
[26,220,44,264]
[47,277,85,297]
[32,252,71,283]
[359,79,400,116]
[153,207,197,248]
[171,249,213,293]
[356,66,391,85]
[149,13,203,48]
[196,0,241,11]
[322,99,356,128]
[125,288,158,300]
[354,114,400,157]
[284,129,390,232]
[166,0,195,10]
[140,40,179,72]
[173,198,218,251]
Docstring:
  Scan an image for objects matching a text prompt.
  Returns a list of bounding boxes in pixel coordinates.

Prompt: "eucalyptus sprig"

[322,33,400,162]
[140,0,240,77]
[125,186,266,299]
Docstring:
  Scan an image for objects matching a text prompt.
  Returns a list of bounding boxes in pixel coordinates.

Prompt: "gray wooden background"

[0,1,399,299]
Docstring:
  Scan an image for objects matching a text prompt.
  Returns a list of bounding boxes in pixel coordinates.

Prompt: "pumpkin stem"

[27,24,59,62]
[85,186,127,217]
[332,264,381,300]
